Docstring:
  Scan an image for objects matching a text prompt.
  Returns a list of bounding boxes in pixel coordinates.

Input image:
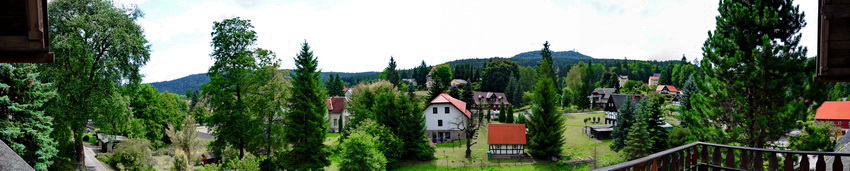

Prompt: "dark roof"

[610,94,643,110]
[0,140,34,171]
[590,88,616,102]
[325,97,348,114]
[473,91,511,105]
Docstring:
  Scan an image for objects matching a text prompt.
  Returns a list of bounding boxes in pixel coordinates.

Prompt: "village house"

[604,94,644,125]
[450,79,468,88]
[648,73,660,87]
[587,88,616,108]
[472,91,511,111]
[816,101,850,129]
[618,75,629,88]
[424,93,471,143]
[488,124,527,158]
[342,87,352,97]
[655,85,680,95]
[325,96,350,133]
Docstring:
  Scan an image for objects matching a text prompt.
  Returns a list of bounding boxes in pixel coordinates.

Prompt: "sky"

[111,0,819,83]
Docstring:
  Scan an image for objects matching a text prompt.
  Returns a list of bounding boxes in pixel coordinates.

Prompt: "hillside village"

[2,0,850,171]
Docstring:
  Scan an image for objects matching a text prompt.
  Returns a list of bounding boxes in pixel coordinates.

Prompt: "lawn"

[561,112,626,170]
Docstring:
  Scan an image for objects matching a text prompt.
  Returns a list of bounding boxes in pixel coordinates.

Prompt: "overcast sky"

[115,0,819,83]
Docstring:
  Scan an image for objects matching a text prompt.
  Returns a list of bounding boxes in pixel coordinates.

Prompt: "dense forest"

[150,71,378,93]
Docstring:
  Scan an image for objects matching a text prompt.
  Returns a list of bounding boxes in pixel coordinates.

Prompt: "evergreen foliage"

[690,0,809,148]
[481,59,520,92]
[428,64,453,99]
[622,114,653,160]
[0,64,58,170]
[609,98,636,152]
[527,42,566,159]
[280,41,330,169]
[382,57,401,87]
[326,74,345,96]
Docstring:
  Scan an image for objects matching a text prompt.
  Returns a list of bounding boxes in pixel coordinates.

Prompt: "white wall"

[489,144,524,155]
[424,103,468,131]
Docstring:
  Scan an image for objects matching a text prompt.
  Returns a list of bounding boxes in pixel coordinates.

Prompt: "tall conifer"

[527,42,565,159]
[281,41,330,169]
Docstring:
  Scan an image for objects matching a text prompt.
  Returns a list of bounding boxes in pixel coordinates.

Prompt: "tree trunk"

[75,130,87,170]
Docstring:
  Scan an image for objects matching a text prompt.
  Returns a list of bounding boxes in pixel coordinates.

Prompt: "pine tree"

[527,42,565,159]
[384,57,401,87]
[0,64,58,170]
[281,41,330,169]
[506,105,515,124]
[622,114,653,160]
[610,98,637,152]
[639,95,668,153]
[498,103,506,122]
[693,0,809,148]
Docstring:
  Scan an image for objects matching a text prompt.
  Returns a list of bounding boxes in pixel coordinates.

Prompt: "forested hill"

[512,50,592,59]
[149,71,379,93]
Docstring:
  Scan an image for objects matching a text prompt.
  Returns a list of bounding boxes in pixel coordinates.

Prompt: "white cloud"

[134,0,820,83]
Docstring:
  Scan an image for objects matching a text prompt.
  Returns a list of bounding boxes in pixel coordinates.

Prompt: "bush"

[111,138,155,170]
[339,131,387,171]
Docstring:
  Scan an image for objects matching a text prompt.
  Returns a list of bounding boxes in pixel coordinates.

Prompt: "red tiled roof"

[325,97,348,114]
[655,85,679,92]
[488,124,527,145]
[343,88,350,92]
[816,101,850,120]
[649,76,660,80]
[430,92,471,118]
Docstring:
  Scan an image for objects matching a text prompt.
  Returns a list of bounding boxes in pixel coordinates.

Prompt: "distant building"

[604,94,644,125]
[488,124,527,157]
[425,93,472,143]
[325,96,350,132]
[450,79,468,88]
[655,85,680,95]
[402,78,417,86]
[472,91,511,111]
[816,101,850,129]
[618,75,629,88]
[587,88,616,108]
[584,124,613,140]
[426,67,436,90]
[342,87,352,97]
[648,73,661,87]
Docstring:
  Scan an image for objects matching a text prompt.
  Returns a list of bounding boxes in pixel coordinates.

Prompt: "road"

[83,144,110,171]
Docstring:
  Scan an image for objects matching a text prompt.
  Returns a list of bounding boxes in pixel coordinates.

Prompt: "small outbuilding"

[583,125,614,140]
[488,124,526,158]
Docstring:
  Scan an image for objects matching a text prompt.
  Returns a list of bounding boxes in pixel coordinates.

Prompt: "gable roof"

[817,101,850,120]
[655,85,679,92]
[610,94,643,110]
[649,76,660,80]
[488,124,527,145]
[590,88,617,102]
[0,140,34,170]
[325,97,349,114]
[472,91,511,105]
[431,93,471,118]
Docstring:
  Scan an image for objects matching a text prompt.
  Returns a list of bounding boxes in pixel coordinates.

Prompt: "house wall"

[424,103,468,131]
[424,103,468,142]
[818,119,850,129]
[489,144,524,155]
[326,113,345,132]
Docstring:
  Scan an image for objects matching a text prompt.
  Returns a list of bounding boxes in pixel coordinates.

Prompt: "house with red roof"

[655,85,679,95]
[488,124,527,157]
[816,101,850,129]
[425,92,471,143]
[325,96,350,132]
[648,73,661,87]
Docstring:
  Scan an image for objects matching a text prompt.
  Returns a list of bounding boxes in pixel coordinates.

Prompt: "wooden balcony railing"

[595,141,850,171]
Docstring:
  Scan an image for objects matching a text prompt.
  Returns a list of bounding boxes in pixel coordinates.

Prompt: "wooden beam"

[823,5,850,15]
[0,52,53,63]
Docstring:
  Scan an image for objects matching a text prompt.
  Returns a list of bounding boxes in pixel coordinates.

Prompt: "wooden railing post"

[726,148,735,168]
[700,145,708,171]
[769,152,778,171]
[785,153,794,171]
[816,155,825,171]
[800,154,810,171]
[754,151,763,170]
[691,146,698,167]
[741,149,749,169]
[712,146,721,166]
[833,156,843,171]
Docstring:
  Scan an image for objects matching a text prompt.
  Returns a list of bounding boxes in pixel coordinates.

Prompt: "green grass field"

[327,111,627,170]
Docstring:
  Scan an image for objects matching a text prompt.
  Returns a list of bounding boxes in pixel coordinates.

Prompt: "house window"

[446,132,451,139]
[438,120,443,127]
[433,107,437,114]
[445,107,450,113]
[333,119,337,126]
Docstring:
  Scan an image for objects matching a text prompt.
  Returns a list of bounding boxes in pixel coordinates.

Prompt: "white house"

[424,92,471,143]
[325,96,350,133]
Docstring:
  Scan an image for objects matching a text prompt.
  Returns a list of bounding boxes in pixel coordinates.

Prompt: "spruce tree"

[506,105,515,123]
[384,57,401,87]
[622,114,653,160]
[639,95,668,153]
[281,41,330,169]
[527,42,565,160]
[693,0,809,148]
[0,64,58,170]
[498,103,506,122]
[610,99,637,152]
